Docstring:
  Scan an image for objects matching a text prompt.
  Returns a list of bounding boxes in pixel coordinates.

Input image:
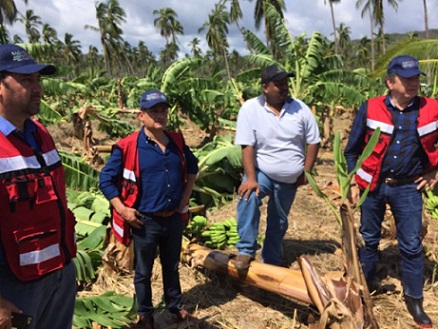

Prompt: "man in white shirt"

[234,64,320,269]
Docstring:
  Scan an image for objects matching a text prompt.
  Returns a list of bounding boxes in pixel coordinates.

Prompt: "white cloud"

[7,0,437,56]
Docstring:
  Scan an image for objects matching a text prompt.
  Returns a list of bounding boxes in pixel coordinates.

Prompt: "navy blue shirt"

[344,94,428,178]
[99,128,199,213]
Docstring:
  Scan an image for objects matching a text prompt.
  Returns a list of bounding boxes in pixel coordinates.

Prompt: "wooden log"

[92,145,113,153]
[184,243,312,305]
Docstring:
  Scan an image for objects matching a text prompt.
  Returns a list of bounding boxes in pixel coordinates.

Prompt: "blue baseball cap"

[0,44,56,75]
[387,55,425,78]
[140,89,170,109]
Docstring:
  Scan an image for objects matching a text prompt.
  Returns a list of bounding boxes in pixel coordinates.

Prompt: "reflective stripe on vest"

[123,168,136,182]
[366,118,394,134]
[0,149,60,174]
[20,244,61,266]
[418,120,438,137]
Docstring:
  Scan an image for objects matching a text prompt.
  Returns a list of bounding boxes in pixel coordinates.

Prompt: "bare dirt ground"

[48,113,438,329]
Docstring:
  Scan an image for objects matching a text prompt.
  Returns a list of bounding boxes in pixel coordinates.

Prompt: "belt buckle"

[384,178,397,186]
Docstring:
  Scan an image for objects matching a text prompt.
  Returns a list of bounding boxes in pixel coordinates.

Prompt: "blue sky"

[7,0,438,56]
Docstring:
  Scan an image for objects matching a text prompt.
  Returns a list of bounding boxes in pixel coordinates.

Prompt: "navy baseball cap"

[140,89,170,109]
[261,64,295,84]
[0,44,56,75]
[387,55,425,78]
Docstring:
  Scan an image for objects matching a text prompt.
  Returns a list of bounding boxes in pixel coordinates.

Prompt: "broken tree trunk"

[340,203,379,329]
[184,243,311,304]
[183,243,367,328]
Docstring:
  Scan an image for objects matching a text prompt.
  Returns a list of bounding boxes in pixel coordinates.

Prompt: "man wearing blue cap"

[0,44,77,329]
[345,55,437,328]
[99,89,198,328]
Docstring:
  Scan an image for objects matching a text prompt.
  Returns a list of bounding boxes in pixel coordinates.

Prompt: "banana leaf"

[59,150,99,190]
[73,292,137,329]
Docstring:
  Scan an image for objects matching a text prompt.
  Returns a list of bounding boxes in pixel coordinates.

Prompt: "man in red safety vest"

[0,44,77,329]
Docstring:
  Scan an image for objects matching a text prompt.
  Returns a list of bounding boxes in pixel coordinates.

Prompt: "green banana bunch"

[425,189,438,220]
[199,217,240,249]
[184,215,208,237]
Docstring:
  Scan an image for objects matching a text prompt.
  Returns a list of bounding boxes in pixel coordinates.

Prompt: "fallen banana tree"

[182,214,375,329]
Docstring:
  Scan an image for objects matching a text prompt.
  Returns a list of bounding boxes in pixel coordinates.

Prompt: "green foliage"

[60,150,100,190]
[193,133,242,208]
[68,189,109,285]
[306,128,380,225]
[73,292,137,328]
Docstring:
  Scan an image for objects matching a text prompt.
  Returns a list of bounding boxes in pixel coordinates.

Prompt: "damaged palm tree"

[182,129,381,328]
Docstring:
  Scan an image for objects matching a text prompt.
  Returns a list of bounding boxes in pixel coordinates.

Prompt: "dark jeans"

[0,261,76,329]
[132,213,184,316]
[359,182,424,298]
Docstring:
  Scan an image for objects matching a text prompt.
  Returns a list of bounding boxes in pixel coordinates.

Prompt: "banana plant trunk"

[340,203,379,329]
[183,243,367,328]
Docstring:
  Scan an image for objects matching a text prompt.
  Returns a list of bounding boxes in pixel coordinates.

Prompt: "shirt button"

[399,126,402,129]
[396,140,400,144]
[394,156,397,159]
[167,184,171,187]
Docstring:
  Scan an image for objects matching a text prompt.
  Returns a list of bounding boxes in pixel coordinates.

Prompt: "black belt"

[142,209,178,218]
[382,176,419,187]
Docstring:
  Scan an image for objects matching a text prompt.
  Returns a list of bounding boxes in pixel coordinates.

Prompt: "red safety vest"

[355,96,438,191]
[0,120,76,281]
[111,130,187,246]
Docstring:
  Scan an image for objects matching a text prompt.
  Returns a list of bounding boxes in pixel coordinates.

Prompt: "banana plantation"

[2,0,438,327]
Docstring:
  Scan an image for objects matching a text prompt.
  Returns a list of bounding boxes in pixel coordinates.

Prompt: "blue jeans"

[236,170,297,266]
[0,261,76,329]
[359,182,424,298]
[132,213,184,316]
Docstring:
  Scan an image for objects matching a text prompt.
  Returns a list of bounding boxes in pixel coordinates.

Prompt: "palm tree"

[372,0,399,53]
[153,7,183,65]
[229,0,243,33]
[336,23,351,60]
[355,36,371,67]
[325,0,341,55]
[85,0,128,77]
[423,0,429,38]
[42,23,58,44]
[153,7,184,46]
[356,0,400,69]
[188,37,202,58]
[0,0,26,42]
[58,32,82,65]
[373,27,389,57]
[199,0,232,80]
[250,0,286,50]
[422,0,438,39]
[17,9,42,43]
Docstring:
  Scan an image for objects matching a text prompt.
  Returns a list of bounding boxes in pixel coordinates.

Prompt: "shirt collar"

[0,116,37,136]
[385,94,417,111]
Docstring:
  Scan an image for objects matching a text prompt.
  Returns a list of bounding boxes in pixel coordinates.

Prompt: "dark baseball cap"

[387,55,425,78]
[0,44,56,75]
[261,64,295,84]
[140,89,170,109]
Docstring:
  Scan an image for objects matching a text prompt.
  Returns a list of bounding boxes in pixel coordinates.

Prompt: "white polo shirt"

[235,95,321,184]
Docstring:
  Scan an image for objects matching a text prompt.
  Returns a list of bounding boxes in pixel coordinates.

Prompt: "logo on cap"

[145,92,166,102]
[11,50,32,63]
